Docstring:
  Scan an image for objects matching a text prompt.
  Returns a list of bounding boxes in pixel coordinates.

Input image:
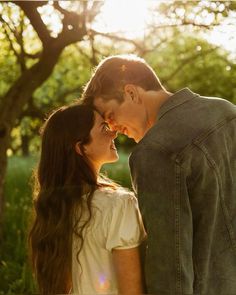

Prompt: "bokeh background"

[0,1,236,293]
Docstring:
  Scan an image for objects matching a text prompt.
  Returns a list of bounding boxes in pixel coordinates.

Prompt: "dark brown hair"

[29,104,112,294]
[82,54,163,105]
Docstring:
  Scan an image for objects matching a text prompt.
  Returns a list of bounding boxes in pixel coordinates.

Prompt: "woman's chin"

[106,154,119,164]
[100,151,119,166]
[111,154,119,162]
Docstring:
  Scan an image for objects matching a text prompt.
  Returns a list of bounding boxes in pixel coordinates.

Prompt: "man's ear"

[124,84,140,103]
[75,142,83,156]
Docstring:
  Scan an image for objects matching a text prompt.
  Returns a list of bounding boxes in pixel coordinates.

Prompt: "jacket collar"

[158,88,199,121]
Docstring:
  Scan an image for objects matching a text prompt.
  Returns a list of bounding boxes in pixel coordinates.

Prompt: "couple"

[29,55,236,295]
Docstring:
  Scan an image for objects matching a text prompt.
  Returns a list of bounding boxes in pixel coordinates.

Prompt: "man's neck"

[145,89,172,129]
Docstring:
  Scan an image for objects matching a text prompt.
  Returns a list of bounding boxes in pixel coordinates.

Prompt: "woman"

[29,103,146,294]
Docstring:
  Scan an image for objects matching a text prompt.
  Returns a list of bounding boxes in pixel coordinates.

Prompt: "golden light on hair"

[120,65,127,72]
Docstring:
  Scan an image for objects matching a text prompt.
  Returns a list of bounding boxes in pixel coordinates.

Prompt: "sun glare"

[93,0,150,38]
[207,12,236,57]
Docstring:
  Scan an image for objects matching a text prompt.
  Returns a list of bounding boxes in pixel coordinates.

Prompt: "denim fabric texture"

[129,88,236,295]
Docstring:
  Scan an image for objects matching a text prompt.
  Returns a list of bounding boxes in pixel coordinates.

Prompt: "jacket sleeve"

[129,142,194,294]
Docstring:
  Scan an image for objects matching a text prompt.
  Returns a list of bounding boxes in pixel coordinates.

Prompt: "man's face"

[93,92,147,143]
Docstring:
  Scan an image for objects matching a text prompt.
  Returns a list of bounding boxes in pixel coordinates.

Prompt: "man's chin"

[130,134,140,143]
[124,130,140,143]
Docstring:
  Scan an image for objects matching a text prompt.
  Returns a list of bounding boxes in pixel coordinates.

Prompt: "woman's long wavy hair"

[29,103,111,294]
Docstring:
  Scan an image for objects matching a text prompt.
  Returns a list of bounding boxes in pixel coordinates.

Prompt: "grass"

[0,156,38,294]
[0,151,132,293]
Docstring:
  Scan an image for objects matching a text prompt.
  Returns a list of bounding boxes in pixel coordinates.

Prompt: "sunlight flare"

[93,0,149,38]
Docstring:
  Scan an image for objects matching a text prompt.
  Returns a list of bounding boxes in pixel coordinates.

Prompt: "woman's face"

[82,111,119,171]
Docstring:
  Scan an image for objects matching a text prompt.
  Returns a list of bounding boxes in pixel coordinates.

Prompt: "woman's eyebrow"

[94,108,106,119]
[100,121,106,126]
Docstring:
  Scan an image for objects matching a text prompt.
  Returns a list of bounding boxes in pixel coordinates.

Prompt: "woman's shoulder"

[92,187,136,207]
[96,186,135,199]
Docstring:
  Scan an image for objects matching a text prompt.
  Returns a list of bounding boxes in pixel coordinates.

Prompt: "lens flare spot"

[95,274,110,293]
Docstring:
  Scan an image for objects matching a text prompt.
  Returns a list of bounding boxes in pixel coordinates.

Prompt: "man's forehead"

[93,97,110,117]
[93,96,104,107]
[93,110,104,124]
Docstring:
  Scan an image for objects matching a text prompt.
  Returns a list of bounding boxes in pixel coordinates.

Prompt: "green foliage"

[158,1,233,25]
[34,44,92,108]
[0,33,21,97]
[0,2,40,99]
[146,35,236,103]
[0,152,132,293]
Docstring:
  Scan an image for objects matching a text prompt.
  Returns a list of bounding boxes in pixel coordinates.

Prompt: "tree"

[146,35,236,101]
[0,0,103,233]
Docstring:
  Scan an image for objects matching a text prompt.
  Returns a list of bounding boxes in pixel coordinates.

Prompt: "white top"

[71,187,146,295]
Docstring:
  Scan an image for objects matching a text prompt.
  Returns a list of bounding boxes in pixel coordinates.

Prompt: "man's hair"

[82,54,163,105]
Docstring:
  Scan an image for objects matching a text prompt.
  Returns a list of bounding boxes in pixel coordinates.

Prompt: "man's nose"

[107,122,117,132]
[109,130,117,139]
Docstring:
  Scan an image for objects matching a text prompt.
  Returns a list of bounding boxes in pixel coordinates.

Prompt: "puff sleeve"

[105,192,147,252]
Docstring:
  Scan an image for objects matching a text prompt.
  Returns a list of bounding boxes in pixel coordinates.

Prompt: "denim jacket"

[129,88,236,295]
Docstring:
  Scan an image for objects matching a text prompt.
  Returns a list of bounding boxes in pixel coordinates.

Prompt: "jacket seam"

[193,115,236,145]
[175,162,182,293]
[193,142,236,253]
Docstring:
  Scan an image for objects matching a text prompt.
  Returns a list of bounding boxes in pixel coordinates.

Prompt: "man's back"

[129,88,236,294]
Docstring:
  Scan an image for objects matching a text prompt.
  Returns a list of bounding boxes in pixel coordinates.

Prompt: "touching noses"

[109,130,117,139]
[106,116,117,130]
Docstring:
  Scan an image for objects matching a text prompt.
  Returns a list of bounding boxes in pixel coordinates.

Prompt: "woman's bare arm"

[112,246,143,294]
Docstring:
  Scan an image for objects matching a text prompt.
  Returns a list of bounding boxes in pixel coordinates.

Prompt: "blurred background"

[0,1,235,293]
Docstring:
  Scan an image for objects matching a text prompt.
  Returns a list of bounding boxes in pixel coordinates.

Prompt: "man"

[82,54,236,295]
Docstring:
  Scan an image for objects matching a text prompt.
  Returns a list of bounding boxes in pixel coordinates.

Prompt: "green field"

[0,151,132,293]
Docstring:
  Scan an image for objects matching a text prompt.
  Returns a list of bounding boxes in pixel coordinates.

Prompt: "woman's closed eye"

[102,122,110,132]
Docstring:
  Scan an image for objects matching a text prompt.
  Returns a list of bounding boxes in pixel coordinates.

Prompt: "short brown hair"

[82,54,163,105]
